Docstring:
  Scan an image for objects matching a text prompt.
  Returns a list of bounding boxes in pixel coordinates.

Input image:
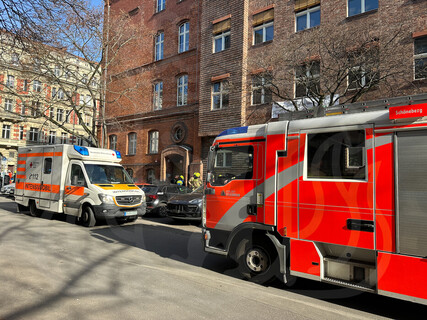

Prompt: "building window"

[414,36,427,80]
[31,101,40,117]
[296,5,320,32]
[155,32,164,61]
[347,46,379,90]
[49,107,54,118]
[252,75,272,105]
[212,80,229,110]
[153,81,163,110]
[23,80,29,92]
[213,18,231,53]
[19,126,24,140]
[2,125,11,139]
[21,104,26,115]
[57,108,64,122]
[6,75,15,88]
[29,127,39,142]
[149,131,159,154]
[11,52,19,65]
[60,132,67,144]
[178,22,189,53]
[253,9,274,45]
[348,0,378,17]
[156,0,165,13]
[128,132,137,155]
[109,134,117,150]
[82,74,88,84]
[33,80,42,92]
[54,65,61,77]
[126,168,134,179]
[48,131,56,144]
[4,98,13,112]
[295,61,320,98]
[177,75,188,106]
[306,130,366,180]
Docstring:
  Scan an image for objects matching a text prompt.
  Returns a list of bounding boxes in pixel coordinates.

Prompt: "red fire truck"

[203,94,427,304]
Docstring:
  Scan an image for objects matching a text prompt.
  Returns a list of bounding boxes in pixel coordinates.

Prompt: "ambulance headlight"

[98,194,115,204]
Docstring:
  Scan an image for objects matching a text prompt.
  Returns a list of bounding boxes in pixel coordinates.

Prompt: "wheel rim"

[246,248,269,273]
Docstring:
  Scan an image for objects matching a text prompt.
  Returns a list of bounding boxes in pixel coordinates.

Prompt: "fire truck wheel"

[80,206,96,227]
[237,238,279,285]
[29,201,43,217]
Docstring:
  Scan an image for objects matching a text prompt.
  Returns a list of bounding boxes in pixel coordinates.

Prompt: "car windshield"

[142,186,158,193]
[84,164,133,184]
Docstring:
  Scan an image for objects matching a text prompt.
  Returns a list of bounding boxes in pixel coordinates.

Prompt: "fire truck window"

[43,158,52,174]
[307,130,365,180]
[71,164,87,187]
[209,146,254,186]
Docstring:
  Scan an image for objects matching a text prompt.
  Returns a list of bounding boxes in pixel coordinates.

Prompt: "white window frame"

[33,80,42,92]
[29,127,39,142]
[251,75,272,105]
[149,131,159,154]
[414,36,427,80]
[213,30,231,53]
[347,0,378,17]
[348,66,373,90]
[57,108,64,122]
[153,81,163,110]
[60,132,67,144]
[48,131,56,144]
[155,32,164,61]
[109,134,117,150]
[4,98,13,111]
[54,65,61,77]
[128,132,137,155]
[156,0,165,13]
[295,5,320,32]
[2,124,11,139]
[6,75,15,88]
[295,62,320,98]
[177,75,188,106]
[253,21,274,45]
[178,22,189,53]
[212,81,229,110]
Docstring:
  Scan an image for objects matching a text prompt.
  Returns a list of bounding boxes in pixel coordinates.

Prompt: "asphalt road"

[0,196,426,319]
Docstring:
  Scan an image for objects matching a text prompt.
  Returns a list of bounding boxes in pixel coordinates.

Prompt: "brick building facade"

[105,0,426,183]
[104,0,201,184]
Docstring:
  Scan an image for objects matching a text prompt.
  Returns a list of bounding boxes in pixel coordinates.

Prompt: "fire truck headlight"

[98,194,115,204]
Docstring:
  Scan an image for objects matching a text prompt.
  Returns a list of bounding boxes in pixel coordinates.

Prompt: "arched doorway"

[161,145,191,185]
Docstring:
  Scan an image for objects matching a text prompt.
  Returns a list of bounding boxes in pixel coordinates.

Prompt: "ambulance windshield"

[207,146,254,186]
[84,164,133,184]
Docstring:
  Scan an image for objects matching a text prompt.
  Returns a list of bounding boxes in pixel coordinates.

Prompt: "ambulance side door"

[38,147,54,209]
[63,161,88,216]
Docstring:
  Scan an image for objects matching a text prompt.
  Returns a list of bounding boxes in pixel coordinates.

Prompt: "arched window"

[149,131,159,154]
[177,74,188,106]
[128,132,137,155]
[109,134,117,150]
[178,22,189,53]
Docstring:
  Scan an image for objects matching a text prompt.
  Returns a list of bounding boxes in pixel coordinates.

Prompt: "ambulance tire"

[80,206,96,227]
[236,238,279,285]
[29,200,43,217]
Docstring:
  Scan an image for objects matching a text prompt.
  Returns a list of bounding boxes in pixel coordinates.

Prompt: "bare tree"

[247,22,421,120]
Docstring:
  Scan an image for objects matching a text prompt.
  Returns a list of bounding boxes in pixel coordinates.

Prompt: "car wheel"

[156,204,167,217]
[29,200,43,217]
[236,238,279,285]
[80,205,96,227]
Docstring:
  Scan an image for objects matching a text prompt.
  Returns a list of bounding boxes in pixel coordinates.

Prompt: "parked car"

[166,186,203,221]
[1,183,15,198]
[142,184,192,217]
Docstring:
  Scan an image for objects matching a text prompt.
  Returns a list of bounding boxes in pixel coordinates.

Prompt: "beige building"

[0,33,100,179]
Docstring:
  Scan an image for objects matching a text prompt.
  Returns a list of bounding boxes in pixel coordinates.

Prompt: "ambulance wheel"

[80,206,96,227]
[29,201,43,217]
[236,238,279,285]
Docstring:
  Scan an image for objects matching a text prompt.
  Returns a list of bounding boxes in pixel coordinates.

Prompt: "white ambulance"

[15,144,146,227]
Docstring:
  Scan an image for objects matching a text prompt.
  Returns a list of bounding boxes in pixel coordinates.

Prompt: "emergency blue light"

[115,150,122,159]
[74,145,89,156]
[218,126,248,137]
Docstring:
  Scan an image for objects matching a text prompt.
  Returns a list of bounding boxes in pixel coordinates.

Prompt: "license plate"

[124,211,137,216]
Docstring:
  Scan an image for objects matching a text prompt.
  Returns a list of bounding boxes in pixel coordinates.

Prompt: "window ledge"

[251,40,273,49]
[295,25,320,34]
[346,9,378,21]
[413,78,427,84]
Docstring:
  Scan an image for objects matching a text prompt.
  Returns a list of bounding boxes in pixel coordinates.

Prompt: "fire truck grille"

[115,195,142,205]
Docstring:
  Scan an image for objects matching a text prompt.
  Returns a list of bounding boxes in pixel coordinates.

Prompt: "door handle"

[346,219,374,232]
[247,204,257,216]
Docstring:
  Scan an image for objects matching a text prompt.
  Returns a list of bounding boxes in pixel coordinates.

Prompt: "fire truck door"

[396,130,427,257]
[206,144,260,231]
[38,147,54,209]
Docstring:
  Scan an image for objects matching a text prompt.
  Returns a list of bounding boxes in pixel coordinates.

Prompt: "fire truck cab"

[203,95,427,304]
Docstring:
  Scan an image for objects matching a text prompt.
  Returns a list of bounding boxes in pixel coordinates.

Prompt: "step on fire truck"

[203,94,427,304]
[15,145,146,226]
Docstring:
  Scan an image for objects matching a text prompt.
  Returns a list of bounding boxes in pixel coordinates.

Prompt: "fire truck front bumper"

[93,202,147,220]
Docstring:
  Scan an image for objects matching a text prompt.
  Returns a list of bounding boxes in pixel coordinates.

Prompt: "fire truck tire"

[236,238,279,285]
[29,200,43,217]
[80,206,96,227]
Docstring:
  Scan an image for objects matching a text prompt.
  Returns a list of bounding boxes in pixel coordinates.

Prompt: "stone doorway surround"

[161,145,191,185]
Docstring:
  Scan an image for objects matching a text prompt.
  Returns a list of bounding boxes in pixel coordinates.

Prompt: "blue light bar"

[74,145,89,156]
[218,126,248,137]
[115,150,122,159]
